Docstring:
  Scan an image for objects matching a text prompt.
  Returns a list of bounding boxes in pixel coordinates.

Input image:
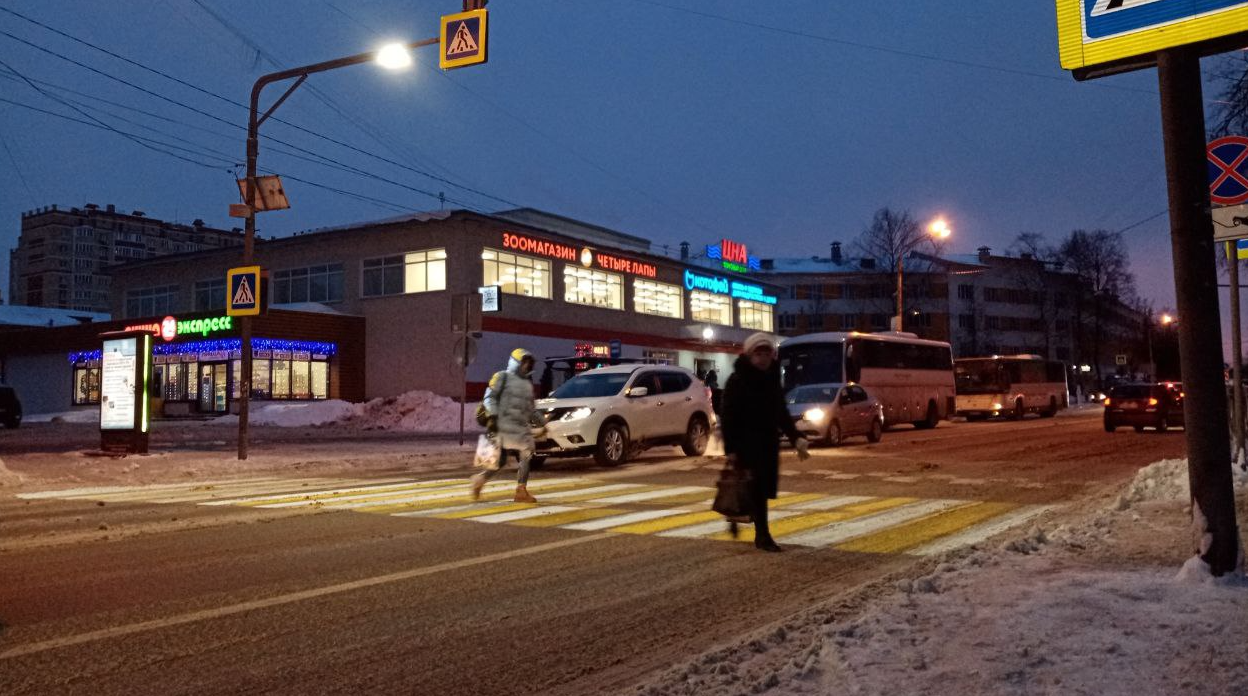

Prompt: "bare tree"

[855,207,946,332]
[1209,53,1248,138]
[1008,232,1061,358]
[1057,229,1136,384]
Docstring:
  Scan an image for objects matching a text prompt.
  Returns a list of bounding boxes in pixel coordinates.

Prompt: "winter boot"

[470,473,486,501]
[513,484,537,503]
[754,536,783,553]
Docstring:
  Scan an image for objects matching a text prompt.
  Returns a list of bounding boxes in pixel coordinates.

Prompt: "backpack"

[475,371,507,427]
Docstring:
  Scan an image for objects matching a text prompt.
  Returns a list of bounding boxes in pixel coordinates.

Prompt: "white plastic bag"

[473,433,501,470]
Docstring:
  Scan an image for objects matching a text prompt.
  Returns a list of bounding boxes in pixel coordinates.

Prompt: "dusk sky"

[0,0,1235,314]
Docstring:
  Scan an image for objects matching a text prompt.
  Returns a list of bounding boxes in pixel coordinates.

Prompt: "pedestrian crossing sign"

[440,9,488,70]
[227,266,263,317]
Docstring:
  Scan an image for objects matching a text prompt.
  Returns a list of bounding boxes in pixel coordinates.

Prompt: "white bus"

[954,355,1069,420]
[778,332,956,429]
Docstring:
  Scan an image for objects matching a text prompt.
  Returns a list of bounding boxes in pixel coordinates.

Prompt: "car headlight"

[561,407,595,422]
[803,408,825,423]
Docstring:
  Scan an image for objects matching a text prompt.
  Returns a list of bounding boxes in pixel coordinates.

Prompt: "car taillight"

[1148,397,1159,406]
[1103,398,1111,406]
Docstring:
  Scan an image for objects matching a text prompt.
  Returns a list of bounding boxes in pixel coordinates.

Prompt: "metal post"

[459,299,469,447]
[1228,241,1246,465]
[895,252,904,332]
[1157,48,1241,575]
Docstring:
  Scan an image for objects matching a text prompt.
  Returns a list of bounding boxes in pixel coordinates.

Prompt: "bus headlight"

[803,408,825,423]
[991,402,1003,411]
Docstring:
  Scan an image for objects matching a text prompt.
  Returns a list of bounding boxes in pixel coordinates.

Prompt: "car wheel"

[867,418,883,443]
[681,415,710,456]
[1104,420,1116,433]
[826,420,842,446]
[1156,418,1168,433]
[594,422,630,467]
[2,417,17,429]
[1041,398,1057,418]
[1011,399,1025,421]
[913,402,939,430]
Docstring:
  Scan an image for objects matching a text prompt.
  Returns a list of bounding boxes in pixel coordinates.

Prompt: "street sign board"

[1115,354,1127,366]
[609,339,622,359]
[1209,136,1248,206]
[452,293,483,334]
[1056,0,1248,79]
[453,335,478,368]
[235,175,290,212]
[479,285,500,312]
[440,9,488,70]
[1213,203,1248,242]
[226,266,262,317]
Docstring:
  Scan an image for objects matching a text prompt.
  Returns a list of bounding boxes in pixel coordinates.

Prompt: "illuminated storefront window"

[634,279,682,319]
[482,248,551,299]
[690,290,732,326]
[738,299,774,331]
[563,266,623,310]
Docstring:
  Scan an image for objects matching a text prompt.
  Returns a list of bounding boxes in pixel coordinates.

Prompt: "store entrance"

[197,363,229,414]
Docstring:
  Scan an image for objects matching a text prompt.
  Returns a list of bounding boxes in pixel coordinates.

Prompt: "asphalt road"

[0,412,1187,695]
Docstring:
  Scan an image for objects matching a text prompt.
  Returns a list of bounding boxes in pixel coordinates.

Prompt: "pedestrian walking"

[471,348,545,503]
[721,332,810,552]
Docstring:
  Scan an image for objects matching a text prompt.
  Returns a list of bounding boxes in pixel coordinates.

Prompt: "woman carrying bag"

[720,333,809,552]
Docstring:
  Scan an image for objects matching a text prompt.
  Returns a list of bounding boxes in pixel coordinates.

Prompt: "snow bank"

[0,458,24,487]
[208,400,357,428]
[24,409,99,424]
[349,391,483,433]
[1116,455,1248,510]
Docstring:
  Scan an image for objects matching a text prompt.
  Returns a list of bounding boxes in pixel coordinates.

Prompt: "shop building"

[101,209,781,402]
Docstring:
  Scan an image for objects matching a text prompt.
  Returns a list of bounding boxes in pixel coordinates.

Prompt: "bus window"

[779,342,845,391]
[955,360,1006,394]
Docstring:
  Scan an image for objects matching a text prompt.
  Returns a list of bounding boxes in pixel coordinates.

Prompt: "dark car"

[0,385,22,429]
[1103,383,1184,433]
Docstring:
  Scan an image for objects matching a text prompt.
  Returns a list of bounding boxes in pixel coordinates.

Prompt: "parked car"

[0,385,21,428]
[786,383,884,446]
[534,365,714,466]
[1103,382,1184,433]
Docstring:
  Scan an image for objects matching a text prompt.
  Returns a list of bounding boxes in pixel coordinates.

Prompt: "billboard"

[1057,0,1248,78]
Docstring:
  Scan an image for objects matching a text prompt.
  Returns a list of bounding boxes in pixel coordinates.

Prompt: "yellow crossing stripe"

[434,502,537,519]
[355,480,591,514]
[834,501,1018,554]
[233,479,467,507]
[708,497,917,542]
[512,507,629,528]
[609,510,725,535]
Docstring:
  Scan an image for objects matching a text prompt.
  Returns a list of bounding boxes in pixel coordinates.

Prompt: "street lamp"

[236,37,436,460]
[894,218,953,332]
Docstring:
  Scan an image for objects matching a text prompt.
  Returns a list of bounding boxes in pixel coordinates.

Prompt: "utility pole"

[1157,48,1241,575]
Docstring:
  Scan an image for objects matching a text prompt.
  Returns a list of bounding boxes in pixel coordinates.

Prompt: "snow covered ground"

[203,390,485,432]
[633,458,1248,696]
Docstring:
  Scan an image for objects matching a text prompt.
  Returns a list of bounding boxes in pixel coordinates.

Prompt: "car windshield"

[550,372,631,399]
[955,360,1005,394]
[779,342,844,392]
[1111,385,1153,399]
[786,385,837,405]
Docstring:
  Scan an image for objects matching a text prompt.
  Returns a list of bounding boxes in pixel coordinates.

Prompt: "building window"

[737,300,775,331]
[274,264,344,304]
[870,313,888,329]
[958,314,975,329]
[563,266,623,310]
[690,291,732,326]
[194,278,226,311]
[124,284,178,318]
[72,365,101,404]
[634,279,682,318]
[841,313,858,330]
[807,313,824,331]
[482,248,551,299]
[958,284,974,300]
[363,250,446,297]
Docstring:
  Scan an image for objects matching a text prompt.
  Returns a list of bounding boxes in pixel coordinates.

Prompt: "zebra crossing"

[18,475,1053,555]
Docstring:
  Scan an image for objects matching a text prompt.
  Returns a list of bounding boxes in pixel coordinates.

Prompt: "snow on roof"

[0,305,109,327]
[300,209,454,235]
[269,302,354,316]
[757,253,971,275]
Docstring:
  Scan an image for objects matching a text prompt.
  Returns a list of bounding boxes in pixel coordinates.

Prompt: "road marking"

[511,507,628,528]
[656,510,805,539]
[607,509,725,535]
[471,505,582,524]
[258,478,587,509]
[220,478,479,507]
[906,505,1056,556]
[708,497,916,542]
[16,478,293,500]
[0,532,615,661]
[835,501,1018,554]
[588,485,710,504]
[785,495,875,511]
[781,499,966,548]
[563,508,690,531]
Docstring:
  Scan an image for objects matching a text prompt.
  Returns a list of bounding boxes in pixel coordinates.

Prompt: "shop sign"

[294,351,311,361]
[312,354,328,361]
[180,353,197,363]
[254,350,273,359]
[153,355,169,365]
[229,349,242,359]
[274,350,292,360]
[574,342,610,358]
[502,232,577,261]
[123,315,233,341]
[706,238,761,273]
[591,249,658,278]
[684,270,777,305]
[199,350,229,361]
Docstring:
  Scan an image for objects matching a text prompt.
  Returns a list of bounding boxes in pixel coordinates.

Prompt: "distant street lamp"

[235,38,436,460]
[701,326,715,342]
[894,218,952,332]
[1160,313,1176,326]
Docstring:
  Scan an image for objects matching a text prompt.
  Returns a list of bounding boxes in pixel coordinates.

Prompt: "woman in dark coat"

[721,332,810,552]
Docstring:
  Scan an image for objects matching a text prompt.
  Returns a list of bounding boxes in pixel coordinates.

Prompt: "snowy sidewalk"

[632,459,1248,696]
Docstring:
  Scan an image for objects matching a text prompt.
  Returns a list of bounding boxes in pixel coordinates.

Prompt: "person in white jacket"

[471,348,546,503]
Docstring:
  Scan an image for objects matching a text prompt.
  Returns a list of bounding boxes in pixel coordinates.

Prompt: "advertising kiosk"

[98,329,152,454]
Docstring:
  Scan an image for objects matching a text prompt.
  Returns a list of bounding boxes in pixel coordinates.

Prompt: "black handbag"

[712,464,753,522]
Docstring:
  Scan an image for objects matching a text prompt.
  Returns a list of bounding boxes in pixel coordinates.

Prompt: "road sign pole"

[459,298,469,447]
[1157,47,1241,575]
[1228,241,1246,466]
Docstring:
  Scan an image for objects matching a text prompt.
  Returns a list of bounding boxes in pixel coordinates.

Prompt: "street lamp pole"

[896,218,952,333]
[237,38,436,460]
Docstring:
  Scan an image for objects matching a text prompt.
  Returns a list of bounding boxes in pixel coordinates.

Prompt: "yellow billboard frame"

[1057,0,1248,76]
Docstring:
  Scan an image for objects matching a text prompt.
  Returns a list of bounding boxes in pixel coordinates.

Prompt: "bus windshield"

[779,342,844,392]
[955,360,1006,394]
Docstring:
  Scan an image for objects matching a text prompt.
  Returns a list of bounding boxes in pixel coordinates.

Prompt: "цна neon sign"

[123,315,234,341]
[684,270,776,305]
[502,232,578,261]
[705,238,761,273]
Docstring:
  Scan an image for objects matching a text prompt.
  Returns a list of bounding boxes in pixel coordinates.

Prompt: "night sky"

[0,1,1233,317]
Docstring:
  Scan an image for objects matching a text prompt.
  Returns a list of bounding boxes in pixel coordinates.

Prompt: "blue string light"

[69,338,336,363]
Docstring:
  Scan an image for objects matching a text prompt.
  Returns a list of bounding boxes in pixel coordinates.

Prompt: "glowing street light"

[375,42,414,70]
[927,218,952,239]
[1160,313,1176,326]
[895,218,953,332]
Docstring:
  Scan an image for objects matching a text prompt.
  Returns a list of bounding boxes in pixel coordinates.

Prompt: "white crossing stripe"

[279,478,588,511]
[782,499,966,547]
[588,486,709,504]
[202,478,466,506]
[562,508,689,531]
[906,505,1056,556]
[656,510,805,539]
[472,506,580,524]
[786,495,875,511]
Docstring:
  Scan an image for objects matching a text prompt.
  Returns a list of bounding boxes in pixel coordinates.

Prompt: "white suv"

[535,365,714,466]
